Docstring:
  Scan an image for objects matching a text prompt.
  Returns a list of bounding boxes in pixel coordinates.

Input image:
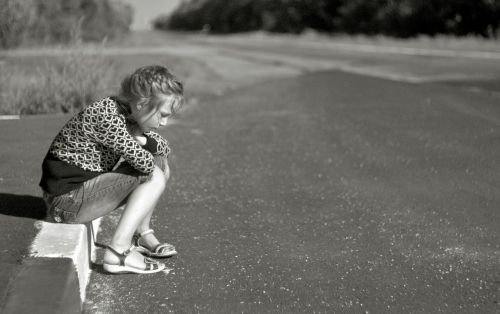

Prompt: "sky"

[120,0,182,30]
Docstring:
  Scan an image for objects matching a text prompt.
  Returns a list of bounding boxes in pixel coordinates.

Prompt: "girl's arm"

[143,131,170,156]
[127,123,147,146]
[93,115,156,174]
[127,124,170,157]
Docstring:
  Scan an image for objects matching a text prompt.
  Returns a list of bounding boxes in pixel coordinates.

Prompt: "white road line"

[0,115,20,120]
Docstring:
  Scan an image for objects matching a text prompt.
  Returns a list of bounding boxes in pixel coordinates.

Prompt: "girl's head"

[119,65,184,132]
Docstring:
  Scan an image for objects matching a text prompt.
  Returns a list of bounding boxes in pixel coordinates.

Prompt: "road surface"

[83,36,500,312]
[1,32,499,313]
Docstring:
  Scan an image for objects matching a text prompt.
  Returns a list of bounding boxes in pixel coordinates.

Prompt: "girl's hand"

[133,134,147,146]
[128,123,147,146]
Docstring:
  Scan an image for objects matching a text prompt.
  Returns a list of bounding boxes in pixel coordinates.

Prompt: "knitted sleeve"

[92,115,156,174]
[143,131,171,156]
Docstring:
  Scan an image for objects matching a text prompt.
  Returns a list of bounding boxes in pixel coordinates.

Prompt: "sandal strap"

[133,229,154,248]
[144,257,162,271]
[139,229,154,237]
[135,229,158,249]
[132,233,140,246]
[135,229,175,255]
[153,243,175,254]
[106,245,133,267]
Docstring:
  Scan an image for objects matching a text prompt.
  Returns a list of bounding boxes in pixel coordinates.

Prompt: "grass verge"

[0,43,114,115]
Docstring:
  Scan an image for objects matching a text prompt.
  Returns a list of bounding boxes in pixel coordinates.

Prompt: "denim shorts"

[43,156,168,224]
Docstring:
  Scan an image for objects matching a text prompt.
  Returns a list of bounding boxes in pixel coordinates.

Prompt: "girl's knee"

[154,155,168,170]
[150,166,167,190]
[153,155,170,182]
[162,163,170,182]
[138,156,169,191]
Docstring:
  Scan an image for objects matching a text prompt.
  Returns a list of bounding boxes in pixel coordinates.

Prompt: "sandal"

[103,245,166,274]
[133,229,177,258]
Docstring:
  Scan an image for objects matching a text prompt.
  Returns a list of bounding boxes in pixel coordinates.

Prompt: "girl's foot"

[103,245,165,274]
[137,230,161,249]
[134,229,177,257]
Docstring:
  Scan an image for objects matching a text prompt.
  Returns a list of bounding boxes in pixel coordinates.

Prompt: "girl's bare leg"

[103,166,166,268]
[136,163,171,249]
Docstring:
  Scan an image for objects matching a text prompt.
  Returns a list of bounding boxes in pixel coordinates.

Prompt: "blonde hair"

[118,65,184,115]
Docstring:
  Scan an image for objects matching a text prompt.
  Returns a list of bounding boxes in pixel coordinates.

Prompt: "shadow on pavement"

[0,193,46,219]
[90,262,107,275]
[90,242,109,275]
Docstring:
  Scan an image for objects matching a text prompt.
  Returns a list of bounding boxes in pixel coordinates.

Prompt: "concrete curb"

[3,219,101,314]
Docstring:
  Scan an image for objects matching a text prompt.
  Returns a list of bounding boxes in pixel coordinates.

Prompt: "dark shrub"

[0,0,36,48]
[157,0,500,38]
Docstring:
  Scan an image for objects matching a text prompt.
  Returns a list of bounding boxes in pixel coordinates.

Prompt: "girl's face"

[131,95,174,132]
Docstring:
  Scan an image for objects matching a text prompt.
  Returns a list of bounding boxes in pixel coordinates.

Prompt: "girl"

[39,65,184,274]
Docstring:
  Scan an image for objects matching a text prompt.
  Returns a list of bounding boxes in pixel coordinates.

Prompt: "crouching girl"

[39,65,184,274]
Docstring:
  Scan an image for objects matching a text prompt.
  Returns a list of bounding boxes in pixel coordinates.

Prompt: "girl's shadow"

[0,193,47,219]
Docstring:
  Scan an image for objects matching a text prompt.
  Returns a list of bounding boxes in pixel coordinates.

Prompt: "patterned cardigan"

[40,97,170,195]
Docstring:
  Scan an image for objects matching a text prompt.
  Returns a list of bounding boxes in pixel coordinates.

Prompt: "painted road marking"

[0,115,20,120]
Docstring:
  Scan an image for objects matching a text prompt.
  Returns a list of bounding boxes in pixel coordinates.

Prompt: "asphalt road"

[84,70,500,313]
[1,31,499,313]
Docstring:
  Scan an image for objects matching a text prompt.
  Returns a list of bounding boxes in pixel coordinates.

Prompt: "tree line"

[0,0,132,48]
[155,0,500,38]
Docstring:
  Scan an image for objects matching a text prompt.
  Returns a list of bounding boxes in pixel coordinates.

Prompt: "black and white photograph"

[1,0,499,313]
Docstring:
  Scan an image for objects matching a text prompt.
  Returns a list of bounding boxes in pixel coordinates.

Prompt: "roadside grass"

[114,30,500,52]
[0,48,198,115]
[0,44,114,115]
[273,31,500,52]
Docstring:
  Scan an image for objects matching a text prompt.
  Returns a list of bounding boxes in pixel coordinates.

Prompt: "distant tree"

[336,0,384,34]
[29,0,82,43]
[80,0,133,41]
[157,0,500,38]
[441,0,500,37]
[374,0,500,38]
[0,0,133,48]
[0,0,36,48]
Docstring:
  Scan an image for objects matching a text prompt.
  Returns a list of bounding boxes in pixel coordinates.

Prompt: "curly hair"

[118,65,184,115]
